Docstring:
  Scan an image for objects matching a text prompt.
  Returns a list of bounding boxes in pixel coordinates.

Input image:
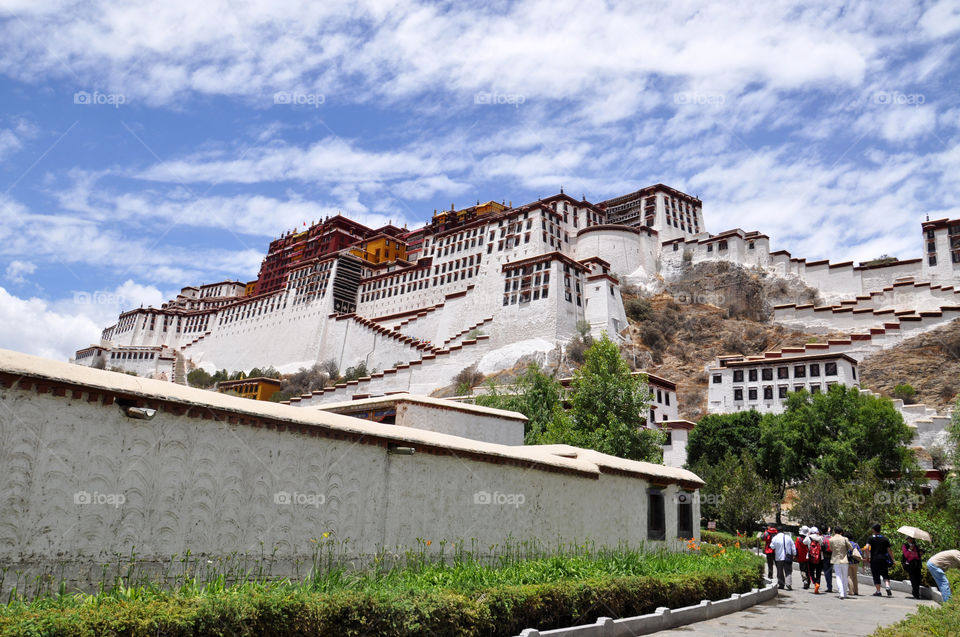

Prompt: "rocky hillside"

[859,320,960,412]
[622,293,830,420]
[621,263,831,420]
[438,261,959,420]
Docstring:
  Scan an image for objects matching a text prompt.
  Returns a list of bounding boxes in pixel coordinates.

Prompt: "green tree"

[475,364,567,443]
[548,334,660,462]
[187,368,214,388]
[686,411,764,468]
[775,385,915,482]
[789,464,890,537]
[693,452,778,535]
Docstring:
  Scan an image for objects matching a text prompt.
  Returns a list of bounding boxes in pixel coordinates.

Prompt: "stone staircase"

[773,302,960,345]
[858,388,955,451]
[334,312,440,354]
[829,279,960,313]
[284,334,493,406]
[442,316,494,347]
[179,331,212,352]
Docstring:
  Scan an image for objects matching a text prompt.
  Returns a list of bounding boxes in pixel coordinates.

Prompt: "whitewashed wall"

[0,350,701,594]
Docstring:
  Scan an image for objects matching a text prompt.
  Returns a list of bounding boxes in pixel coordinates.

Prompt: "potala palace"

[73,184,960,421]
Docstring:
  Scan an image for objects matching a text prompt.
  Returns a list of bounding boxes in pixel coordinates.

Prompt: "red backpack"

[809,539,822,563]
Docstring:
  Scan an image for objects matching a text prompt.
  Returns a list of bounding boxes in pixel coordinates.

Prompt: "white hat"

[810,526,819,535]
[799,525,809,535]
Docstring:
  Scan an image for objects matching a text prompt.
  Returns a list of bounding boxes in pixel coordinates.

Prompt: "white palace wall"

[0,349,701,594]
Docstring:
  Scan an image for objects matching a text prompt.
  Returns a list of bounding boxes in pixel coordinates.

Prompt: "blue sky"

[0,0,958,360]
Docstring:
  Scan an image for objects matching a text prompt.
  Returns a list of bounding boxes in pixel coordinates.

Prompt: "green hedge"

[700,529,761,551]
[0,564,762,637]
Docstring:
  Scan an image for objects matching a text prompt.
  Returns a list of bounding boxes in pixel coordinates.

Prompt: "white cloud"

[133,137,459,188]
[4,259,36,284]
[0,281,163,362]
[0,194,264,283]
[919,0,960,38]
[0,0,940,111]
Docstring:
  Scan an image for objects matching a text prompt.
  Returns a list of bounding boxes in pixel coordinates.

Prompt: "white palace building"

[73,185,960,412]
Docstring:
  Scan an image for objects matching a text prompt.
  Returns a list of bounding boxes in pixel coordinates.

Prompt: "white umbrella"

[897,526,932,542]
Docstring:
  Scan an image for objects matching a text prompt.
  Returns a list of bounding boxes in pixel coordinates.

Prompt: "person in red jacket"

[796,525,811,589]
[762,524,779,579]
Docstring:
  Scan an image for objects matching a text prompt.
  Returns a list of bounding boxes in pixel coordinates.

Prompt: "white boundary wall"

[0,349,702,594]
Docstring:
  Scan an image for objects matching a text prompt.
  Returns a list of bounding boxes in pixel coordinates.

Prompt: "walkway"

[652,584,936,636]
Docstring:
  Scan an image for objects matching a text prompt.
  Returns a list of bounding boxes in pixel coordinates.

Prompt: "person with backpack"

[829,526,854,599]
[805,527,825,594]
[771,528,797,590]
[796,525,811,589]
[822,527,834,593]
[902,538,924,600]
[864,523,895,597]
[762,524,779,579]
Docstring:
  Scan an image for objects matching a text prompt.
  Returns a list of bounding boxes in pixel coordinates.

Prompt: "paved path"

[651,584,936,636]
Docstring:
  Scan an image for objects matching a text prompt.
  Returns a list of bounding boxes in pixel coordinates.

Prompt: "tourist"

[771,528,796,590]
[902,538,924,600]
[805,526,825,594]
[822,527,834,593]
[845,531,862,596]
[926,550,960,603]
[864,524,895,597]
[829,526,853,599]
[762,524,779,580]
[796,525,811,589]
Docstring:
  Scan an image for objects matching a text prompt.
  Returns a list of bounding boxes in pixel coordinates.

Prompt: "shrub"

[342,362,369,382]
[452,365,484,394]
[624,297,653,322]
[893,383,918,405]
[0,560,762,637]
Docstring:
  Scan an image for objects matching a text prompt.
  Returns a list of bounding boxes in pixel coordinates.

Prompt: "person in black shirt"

[864,523,895,597]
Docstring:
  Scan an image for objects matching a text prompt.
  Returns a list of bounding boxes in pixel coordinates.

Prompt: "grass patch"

[0,541,762,637]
